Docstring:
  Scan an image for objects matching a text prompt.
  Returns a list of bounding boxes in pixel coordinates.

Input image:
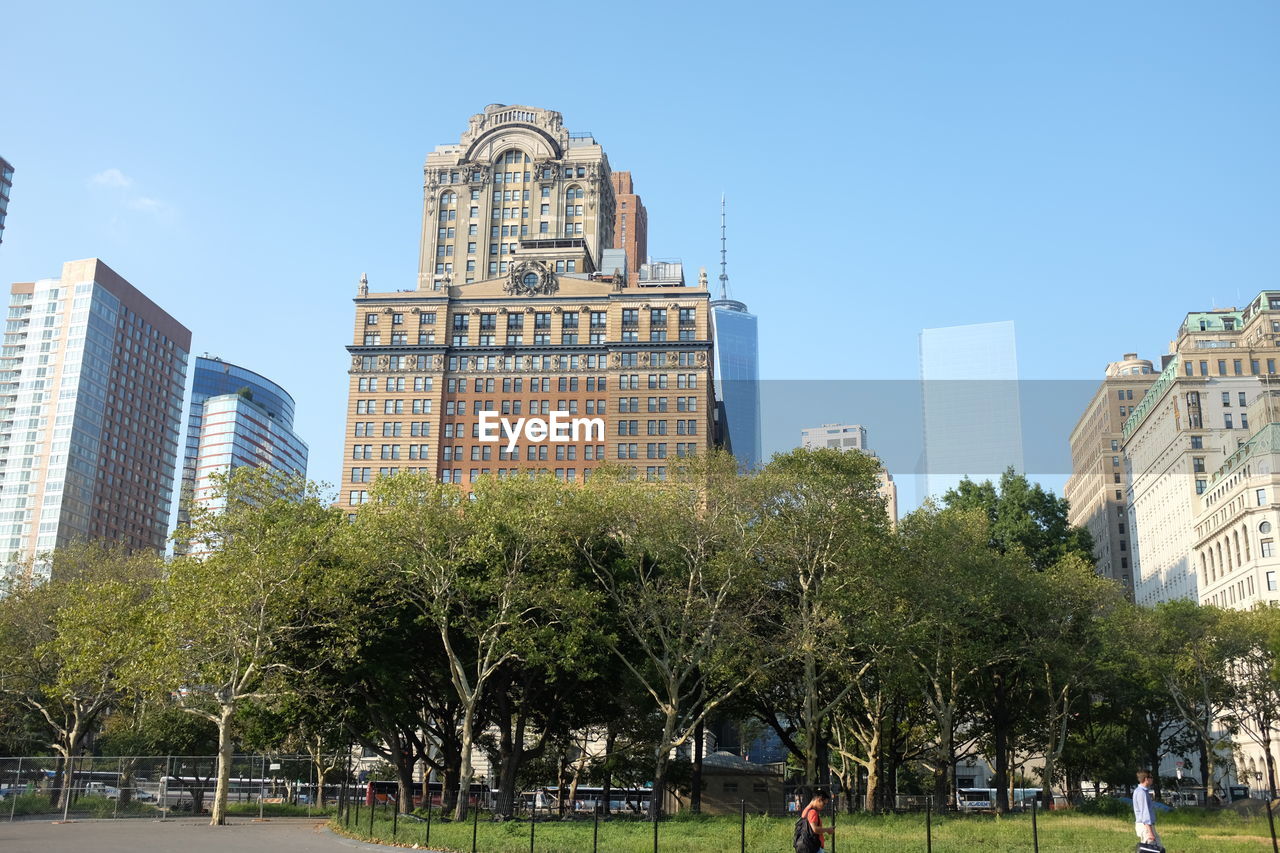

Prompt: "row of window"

[356,377,433,392]
[365,313,436,327]
[449,329,699,346]
[442,444,607,462]
[1185,357,1279,377]
[440,353,702,373]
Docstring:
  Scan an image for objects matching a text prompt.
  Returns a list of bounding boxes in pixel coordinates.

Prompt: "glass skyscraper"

[711,297,762,470]
[177,356,305,538]
[0,259,190,579]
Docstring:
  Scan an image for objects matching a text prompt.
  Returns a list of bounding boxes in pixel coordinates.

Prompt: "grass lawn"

[331,807,1280,852]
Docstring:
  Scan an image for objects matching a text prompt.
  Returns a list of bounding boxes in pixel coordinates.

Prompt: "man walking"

[1133,770,1161,849]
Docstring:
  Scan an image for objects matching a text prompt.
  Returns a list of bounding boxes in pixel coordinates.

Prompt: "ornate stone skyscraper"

[339,105,712,505]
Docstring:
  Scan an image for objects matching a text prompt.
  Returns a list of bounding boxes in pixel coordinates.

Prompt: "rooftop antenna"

[718,194,729,300]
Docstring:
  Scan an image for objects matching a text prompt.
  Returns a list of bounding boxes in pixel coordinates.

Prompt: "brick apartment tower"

[610,171,648,287]
[1,259,190,579]
[340,104,713,508]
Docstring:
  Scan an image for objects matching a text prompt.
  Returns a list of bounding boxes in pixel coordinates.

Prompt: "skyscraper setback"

[341,105,714,503]
[1,259,190,579]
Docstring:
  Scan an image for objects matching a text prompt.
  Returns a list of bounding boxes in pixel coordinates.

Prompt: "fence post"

[1267,795,1278,853]
[830,803,836,853]
[113,756,122,820]
[653,811,658,853]
[258,755,265,821]
[368,792,375,835]
[425,797,432,847]
[8,756,22,822]
[471,797,479,853]
[1031,796,1039,853]
[593,803,599,853]
[925,799,932,853]
[740,800,745,853]
[530,806,536,853]
[354,789,361,828]
[393,797,399,840]
[161,755,171,820]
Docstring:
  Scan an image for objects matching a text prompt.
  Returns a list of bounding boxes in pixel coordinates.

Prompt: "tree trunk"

[443,764,460,815]
[1265,736,1278,799]
[691,719,704,814]
[991,674,1010,814]
[649,708,678,820]
[209,703,235,826]
[395,753,416,814]
[601,726,616,816]
[934,706,954,811]
[861,726,880,812]
[804,652,819,787]
[454,702,478,821]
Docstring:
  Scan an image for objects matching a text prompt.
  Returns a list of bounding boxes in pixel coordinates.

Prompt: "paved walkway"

[0,817,388,853]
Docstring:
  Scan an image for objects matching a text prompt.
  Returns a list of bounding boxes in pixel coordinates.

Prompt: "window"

[1223,391,1232,407]
[366,313,379,325]
[1111,439,1119,451]
[1259,489,1269,506]
[1225,413,1234,429]
[1112,455,1120,467]
[1268,571,1277,592]
[1240,391,1249,406]
[1190,435,1203,449]
[1193,457,1205,473]
[1264,540,1275,558]
[1195,480,1206,495]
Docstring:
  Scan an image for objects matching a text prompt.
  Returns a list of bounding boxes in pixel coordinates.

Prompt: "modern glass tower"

[177,356,305,538]
[709,198,761,470]
[919,320,1023,501]
[0,259,190,579]
[711,298,761,470]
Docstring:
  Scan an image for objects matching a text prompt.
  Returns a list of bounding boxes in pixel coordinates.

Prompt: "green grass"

[225,801,339,817]
[3,792,161,818]
[331,808,1280,852]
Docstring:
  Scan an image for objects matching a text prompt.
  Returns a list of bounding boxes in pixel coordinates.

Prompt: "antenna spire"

[718,194,729,300]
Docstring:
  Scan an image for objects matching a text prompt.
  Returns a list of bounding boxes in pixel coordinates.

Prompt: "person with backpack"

[793,789,835,853]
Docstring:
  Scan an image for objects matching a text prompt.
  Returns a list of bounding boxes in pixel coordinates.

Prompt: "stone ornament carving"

[552,306,563,314]
[433,355,444,370]
[525,306,536,314]
[610,353,622,368]
[411,306,421,315]
[697,353,708,366]
[505,259,559,296]
[470,307,481,315]
[383,307,395,314]
[350,356,362,369]
[498,307,508,314]
[580,305,591,312]
[377,356,390,369]
[639,353,650,366]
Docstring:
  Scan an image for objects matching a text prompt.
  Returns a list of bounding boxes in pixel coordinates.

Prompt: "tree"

[359,472,581,820]
[570,454,773,819]
[159,468,343,825]
[753,447,893,791]
[1154,600,1245,799]
[0,544,161,807]
[944,469,1094,571]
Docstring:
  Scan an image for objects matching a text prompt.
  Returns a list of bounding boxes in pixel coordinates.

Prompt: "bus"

[956,788,1041,812]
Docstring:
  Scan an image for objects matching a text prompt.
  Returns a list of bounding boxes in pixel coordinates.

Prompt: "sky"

[3,1,1278,506]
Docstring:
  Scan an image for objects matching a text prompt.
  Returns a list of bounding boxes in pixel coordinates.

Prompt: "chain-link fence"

[0,755,351,821]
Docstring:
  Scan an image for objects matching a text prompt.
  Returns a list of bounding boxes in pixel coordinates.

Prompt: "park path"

[0,817,386,853]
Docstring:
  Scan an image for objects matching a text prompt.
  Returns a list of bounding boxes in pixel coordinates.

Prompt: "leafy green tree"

[571,454,773,819]
[0,544,161,807]
[358,472,581,820]
[1154,600,1246,798]
[159,468,343,825]
[944,469,1094,571]
[752,447,893,790]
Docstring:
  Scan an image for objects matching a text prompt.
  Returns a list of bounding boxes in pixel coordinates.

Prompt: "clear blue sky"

[3,1,1278,500]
